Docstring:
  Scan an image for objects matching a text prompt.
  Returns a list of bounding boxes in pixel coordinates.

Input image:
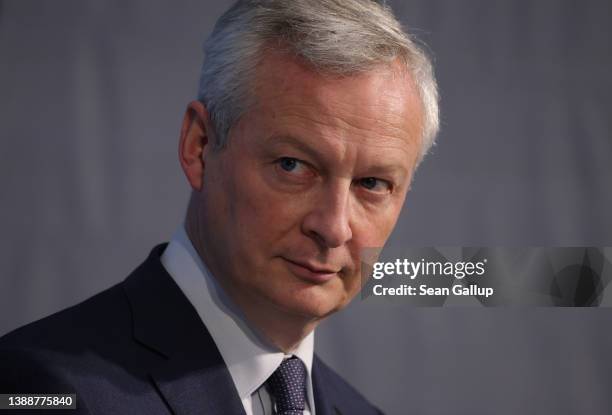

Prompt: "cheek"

[347,201,403,282]
[228,172,306,258]
[351,203,402,248]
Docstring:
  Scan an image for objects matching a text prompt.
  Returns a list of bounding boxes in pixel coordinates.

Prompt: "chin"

[271,283,349,320]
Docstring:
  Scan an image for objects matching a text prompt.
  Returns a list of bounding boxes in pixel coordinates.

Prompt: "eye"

[274,157,313,180]
[279,157,299,172]
[358,177,392,193]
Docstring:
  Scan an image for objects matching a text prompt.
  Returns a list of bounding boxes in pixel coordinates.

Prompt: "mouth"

[282,258,340,284]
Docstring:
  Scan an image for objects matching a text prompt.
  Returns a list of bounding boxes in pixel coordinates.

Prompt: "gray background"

[1,1,611,414]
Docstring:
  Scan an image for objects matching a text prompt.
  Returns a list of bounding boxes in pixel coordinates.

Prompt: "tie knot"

[266,356,307,415]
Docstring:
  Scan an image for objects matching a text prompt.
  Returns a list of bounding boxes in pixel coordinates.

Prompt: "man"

[0,1,439,414]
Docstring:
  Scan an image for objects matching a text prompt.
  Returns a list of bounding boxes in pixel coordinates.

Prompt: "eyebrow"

[263,134,324,162]
[263,134,411,179]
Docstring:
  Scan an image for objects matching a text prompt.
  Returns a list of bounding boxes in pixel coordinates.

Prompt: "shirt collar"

[160,225,315,402]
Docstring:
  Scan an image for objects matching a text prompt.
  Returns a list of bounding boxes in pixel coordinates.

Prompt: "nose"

[302,182,353,249]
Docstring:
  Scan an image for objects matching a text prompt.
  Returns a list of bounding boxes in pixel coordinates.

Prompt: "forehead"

[249,49,424,156]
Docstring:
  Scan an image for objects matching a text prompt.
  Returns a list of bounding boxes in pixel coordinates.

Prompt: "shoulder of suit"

[0,283,135,412]
[0,280,145,390]
[0,282,129,353]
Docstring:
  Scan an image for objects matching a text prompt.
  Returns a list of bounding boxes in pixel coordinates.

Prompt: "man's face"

[197,51,423,322]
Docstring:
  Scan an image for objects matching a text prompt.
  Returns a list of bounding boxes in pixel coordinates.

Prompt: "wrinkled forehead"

[248,49,424,157]
[253,48,418,108]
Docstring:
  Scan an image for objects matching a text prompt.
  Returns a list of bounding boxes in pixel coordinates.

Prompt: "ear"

[178,100,213,191]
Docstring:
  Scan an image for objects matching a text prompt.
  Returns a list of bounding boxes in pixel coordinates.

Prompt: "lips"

[282,258,340,284]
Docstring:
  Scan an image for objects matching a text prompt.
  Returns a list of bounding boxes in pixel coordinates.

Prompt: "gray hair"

[198,0,439,164]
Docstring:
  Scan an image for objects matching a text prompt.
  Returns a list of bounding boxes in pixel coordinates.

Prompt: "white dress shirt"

[160,225,315,415]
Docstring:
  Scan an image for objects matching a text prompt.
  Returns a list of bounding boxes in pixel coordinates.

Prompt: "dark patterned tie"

[266,356,307,415]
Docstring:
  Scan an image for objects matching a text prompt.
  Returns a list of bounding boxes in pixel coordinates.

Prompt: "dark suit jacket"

[0,245,383,415]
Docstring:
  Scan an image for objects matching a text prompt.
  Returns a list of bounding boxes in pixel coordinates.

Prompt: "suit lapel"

[122,244,246,415]
[312,356,342,415]
[150,355,245,415]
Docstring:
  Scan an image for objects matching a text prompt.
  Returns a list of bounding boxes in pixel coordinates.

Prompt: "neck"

[184,195,318,353]
[225,285,319,352]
